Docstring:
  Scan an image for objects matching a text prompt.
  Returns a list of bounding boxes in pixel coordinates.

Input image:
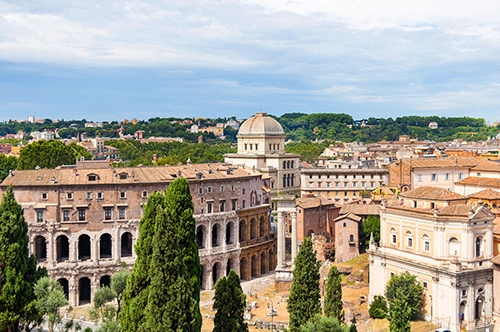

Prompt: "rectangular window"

[353,182,357,187]
[335,182,339,188]
[408,238,413,247]
[142,190,148,198]
[207,187,212,193]
[242,200,246,208]
[78,209,86,221]
[86,192,92,199]
[458,173,463,180]
[362,182,366,188]
[220,185,224,192]
[41,192,48,200]
[36,210,43,223]
[242,189,246,194]
[461,289,467,297]
[63,209,70,222]
[445,173,450,181]
[120,191,126,199]
[66,192,73,200]
[423,282,428,289]
[88,175,97,181]
[231,185,235,191]
[417,174,422,182]
[477,172,481,177]
[198,187,203,194]
[392,234,397,244]
[207,202,213,213]
[326,182,331,188]
[425,241,430,251]
[118,208,126,220]
[344,183,348,188]
[97,192,104,199]
[231,199,237,211]
[219,200,225,212]
[431,173,438,181]
[104,208,112,220]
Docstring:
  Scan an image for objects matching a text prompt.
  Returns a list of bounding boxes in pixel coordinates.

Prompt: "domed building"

[225,112,301,199]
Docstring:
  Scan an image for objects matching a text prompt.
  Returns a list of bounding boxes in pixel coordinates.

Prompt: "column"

[113,227,120,263]
[48,232,55,265]
[291,211,298,263]
[277,211,285,269]
[92,234,99,262]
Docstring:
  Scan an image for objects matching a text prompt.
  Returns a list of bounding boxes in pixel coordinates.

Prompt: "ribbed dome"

[238,113,284,136]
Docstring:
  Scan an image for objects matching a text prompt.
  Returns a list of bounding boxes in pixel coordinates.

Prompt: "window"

[41,192,48,200]
[362,182,366,188]
[104,208,112,221]
[118,208,126,220]
[207,187,212,193]
[408,238,413,247]
[477,173,481,177]
[306,219,309,225]
[406,232,413,247]
[349,234,354,244]
[86,192,92,200]
[36,210,44,223]
[458,172,463,180]
[66,192,73,200]
[220,185,224,192]
[231,185,235,191]
[461,289,467,297]
[445,173,450,181]
[242,200,246,208]
[120,191,126,199]
[417,174,422,182]
[431,173,438,181]
[344,182,348,188]
[207,202,213,214]
[335,182,339,188]
[353,182,357,188]
[231,199,237,211]
[242,189,246,194]
[88,174,97,181]
[326,182,331,188]
[119,173,128,179]
[78,209,86,221]
[423,282,428,289]
[424,241,430,251]
[97,192,103,199]
[392,235,397,243]
[219,200,225,212]
[142,190,148,198]
[198,188,203,194]
[63,209,70,222]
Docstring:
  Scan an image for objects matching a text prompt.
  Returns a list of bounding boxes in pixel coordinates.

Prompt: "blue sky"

[1,0,499,123]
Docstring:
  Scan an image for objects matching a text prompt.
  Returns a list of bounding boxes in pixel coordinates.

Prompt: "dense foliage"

[0,185,47,331]
[287,237,321,331]
[0,155,18,182]
[18,140,91,170]
[385,273,424,331]
[212,270,248,332]
[362,215,381,247]
[324,266,344,322]
[368,295,388,319]
[120,178,201,332]
[298,314,349,332]
[34,277,68,332]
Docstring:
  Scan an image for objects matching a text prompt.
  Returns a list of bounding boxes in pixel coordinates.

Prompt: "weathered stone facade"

[1,159,276,306]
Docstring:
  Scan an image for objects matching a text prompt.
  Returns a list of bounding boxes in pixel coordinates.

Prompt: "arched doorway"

[196,226,206,248]
[250,218,257,239]
[251,254,258,278]
[78,234,91,261]
[475,296,485,320]
[240,257,249,281]
[269,248,275,272]
[212,224,221,247]
[100,275,111,287]
[56,235,69,262]
[259,217,267,237]
[260,252,267,275]
[239,220,247,242]
[79,277,91,305]
[58,278,69,300]
[34,235,47,262]
[226,258,233,276]
[226,222,234,244]
[212,262,221,286]
[121,232,133,257]
[100,234,112,259]
[200,265,206,290]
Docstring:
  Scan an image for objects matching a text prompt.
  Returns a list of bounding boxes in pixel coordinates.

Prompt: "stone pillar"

[48,232,55,265]
[291,211,298,263]
[69,275,77,307]
[93,234,99,262]
[113,227,120,262]
[277,211,285,268]
[70,237,77,262]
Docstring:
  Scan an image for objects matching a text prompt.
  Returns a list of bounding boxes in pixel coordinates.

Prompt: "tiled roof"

[406,157,480,169]
[437,205,472,217]
[491,254,500,265]
[455,176,500,188]
[0,163,260,187]
[467,188,500,200]
[339,204,380,216]
[296,196,336,209]
[400,186,466,200]
[470,160,500,172]
[334,212,362,222]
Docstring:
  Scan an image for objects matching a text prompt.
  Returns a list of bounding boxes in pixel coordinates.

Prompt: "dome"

[238,112,285,136]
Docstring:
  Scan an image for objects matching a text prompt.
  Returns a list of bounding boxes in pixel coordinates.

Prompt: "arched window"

[449,237,460,256]
[78,234,91,261]
[34,235,47,262]
[121,232,133,257]
[99,233,112,259]
[196,226,206,248]
[349,234,354,243]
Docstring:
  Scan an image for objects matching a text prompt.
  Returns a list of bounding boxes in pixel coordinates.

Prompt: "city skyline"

[1,0,499,123]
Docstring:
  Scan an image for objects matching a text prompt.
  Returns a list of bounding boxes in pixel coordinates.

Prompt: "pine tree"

[212,269,248,332]
[165,177,202,331]
[324,265,344,322]
[287,237,321,331]
[0,185,46,331]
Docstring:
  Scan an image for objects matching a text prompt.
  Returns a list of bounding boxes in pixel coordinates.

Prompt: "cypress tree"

[287,237,321,331]
[0,185,46,331]
[212,269,248,332]
[324,265,344,322]
[165,177,202,331]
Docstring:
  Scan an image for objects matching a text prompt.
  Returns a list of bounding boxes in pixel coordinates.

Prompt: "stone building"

[292,196,339,242]
[369,186,494,331]
[0,159,276,307]
[334,213,361,263]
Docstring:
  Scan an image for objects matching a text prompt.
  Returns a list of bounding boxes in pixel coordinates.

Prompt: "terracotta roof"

[296,196,336,209]
[455,176,500,188]
[400,186,466,201]
[436,205,472,217]
[334,212,362,222]
[0,163,261,187]
[404,157,480,169]
[470,160,500,172]
[467,188,500,200]
[339,204,380,216]
[491,254,500,265]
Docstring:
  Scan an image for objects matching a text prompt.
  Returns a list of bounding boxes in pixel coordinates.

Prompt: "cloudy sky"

[1,0,499,123]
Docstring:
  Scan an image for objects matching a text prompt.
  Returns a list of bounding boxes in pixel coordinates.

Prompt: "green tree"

[111,269,130,320]
[324,266,344,322]
[385,273,423,327]
[368,295,388,319]
[0,155,18,182]
[349,323,357,332]
[0,185,47,331]
[34,277,68,332]
[363,215,380,246]
[18,140,91,170]
[90,286,116,324]
[212,270,248,332]
[298,314,348,332]
[388,289,412,332]
[287,237,321,331]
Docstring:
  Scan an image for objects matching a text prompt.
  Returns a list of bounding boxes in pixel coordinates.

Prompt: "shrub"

[369,295,388,319]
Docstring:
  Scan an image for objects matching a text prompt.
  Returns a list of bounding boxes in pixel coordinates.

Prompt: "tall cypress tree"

[121,192,166,332]
[212,269,248,332]
[287,237,321,331]
[0,185,46,331]
[324,265,344,322]
[165,177,202,331]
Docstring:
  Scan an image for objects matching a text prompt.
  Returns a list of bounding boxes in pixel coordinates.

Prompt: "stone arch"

[251,254,259,278]
[100,275,111,287]
[121,232,133,257]
[240,257,250,281]
[34,235,47,262]
[259,216,267,237]
[459,300,467,322]
[475,295,485,320]
[226,222,234,244]
[78,277,91,305]
[196,225,206,248]
[212,223,221,247]
[260,252,267,275]
[56,235,69,262]
[78,234,91,261]
[449,237,460,256]
[239,220,247,242]
[99,233,112,259]
[212,262,222,286]
[250,218,258,240]
[58,278,69,300]
[269,248,275,272]
[200,265,206,290]
[226,258,233,276]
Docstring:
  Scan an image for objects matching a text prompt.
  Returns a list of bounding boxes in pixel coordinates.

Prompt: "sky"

[0,0,499,123]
